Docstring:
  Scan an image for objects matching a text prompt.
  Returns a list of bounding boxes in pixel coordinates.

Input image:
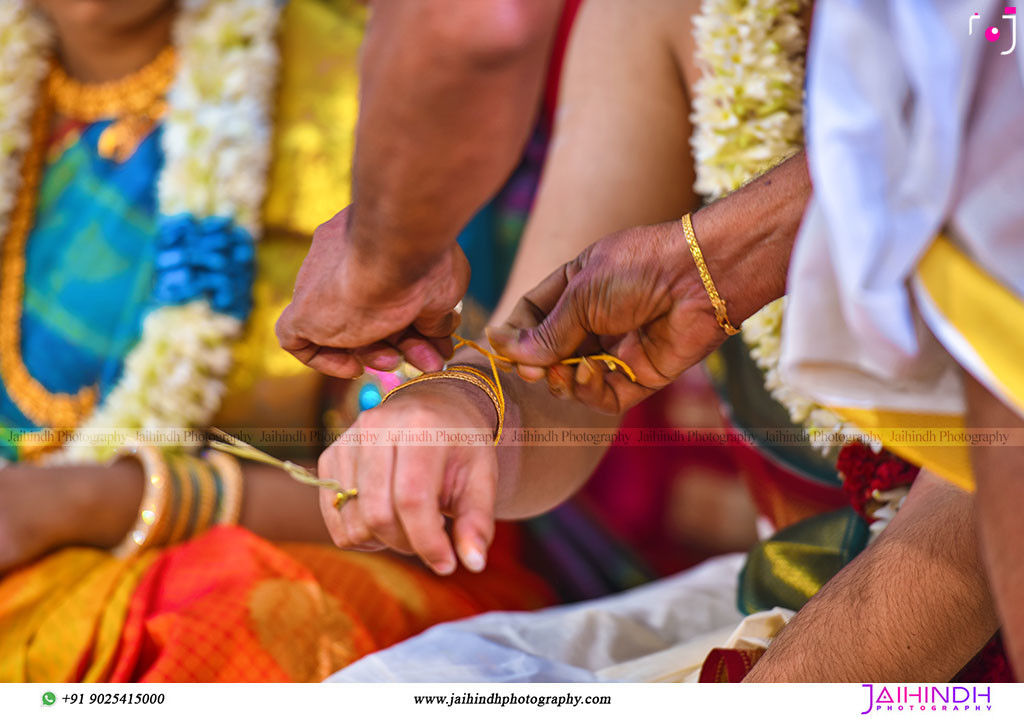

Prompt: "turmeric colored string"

[381,334,638,446]
[450,335,637,383]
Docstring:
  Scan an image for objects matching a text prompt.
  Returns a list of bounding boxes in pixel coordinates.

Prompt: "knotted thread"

[381,334,637,445]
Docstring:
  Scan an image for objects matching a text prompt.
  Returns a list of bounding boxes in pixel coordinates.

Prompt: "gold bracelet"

[381,366,505,445]
[110,444,172,558]
[189,455,218,537]
[165,454,195,546]
[681,213,740,336]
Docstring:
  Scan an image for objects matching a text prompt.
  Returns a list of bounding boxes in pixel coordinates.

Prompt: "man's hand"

[278,2,563,378]
[276,207,468,378]
[487,219,726,413]
[488,152,809,413]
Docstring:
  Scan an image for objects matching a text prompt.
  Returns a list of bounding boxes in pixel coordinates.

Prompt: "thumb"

[487,289,590,368]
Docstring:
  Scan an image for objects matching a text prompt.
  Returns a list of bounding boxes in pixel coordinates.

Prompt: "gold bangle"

[189,455,218,537]
[381,366,505,445]
[110,444,172,558]
[165,454,195,546]
[681,213,741,336]
[206,450,243,525]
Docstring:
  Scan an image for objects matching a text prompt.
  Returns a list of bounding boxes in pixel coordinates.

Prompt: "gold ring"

[333,488,359,510]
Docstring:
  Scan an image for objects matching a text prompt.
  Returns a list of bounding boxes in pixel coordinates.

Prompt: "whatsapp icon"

[42,691,56,706]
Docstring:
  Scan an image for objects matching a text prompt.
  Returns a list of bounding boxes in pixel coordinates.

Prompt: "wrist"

[390,369,502,438]
[69,458,144,549]
[346,208,454,289]
[687,200,796,326]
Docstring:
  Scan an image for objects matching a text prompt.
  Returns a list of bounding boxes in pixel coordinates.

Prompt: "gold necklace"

[0,94,98,429]
[48,46,176,162]
[0,48,175,430]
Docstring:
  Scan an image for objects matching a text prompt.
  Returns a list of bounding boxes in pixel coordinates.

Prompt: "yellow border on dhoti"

[824,236,1024,494]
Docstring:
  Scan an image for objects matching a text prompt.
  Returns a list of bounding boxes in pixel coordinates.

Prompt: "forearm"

[351,1,562,283]
[693,150,810,323]
[966,372,1024,678]
[66,460,331,548]
[746,470,997,682]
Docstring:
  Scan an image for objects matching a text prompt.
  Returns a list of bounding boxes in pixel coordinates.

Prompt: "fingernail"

[549,378,569,399]
[461,543,487,573]
[435,559,456,576]
[575,359,593,386]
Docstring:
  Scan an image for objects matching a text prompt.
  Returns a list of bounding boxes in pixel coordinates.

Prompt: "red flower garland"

[836,442,920,522]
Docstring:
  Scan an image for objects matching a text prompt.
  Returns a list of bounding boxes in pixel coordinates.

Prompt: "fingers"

[413,308,461,340]
[393,446,457,575]
[450,450,497,573]
[353,444,415,554]
[412,245,469,340]
[317,391,498,575]
[487,262,591,374]
[303,347,365,379]
[392,331,450,373]
[318,446,371,548]
[276,232,467,376]
[353,342,403,372]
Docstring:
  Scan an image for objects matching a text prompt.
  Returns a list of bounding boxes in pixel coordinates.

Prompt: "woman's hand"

[0,461,142,574]
[317,379,500,576]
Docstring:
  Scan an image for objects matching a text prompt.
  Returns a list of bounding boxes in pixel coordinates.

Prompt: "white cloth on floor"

[328,553,749,683]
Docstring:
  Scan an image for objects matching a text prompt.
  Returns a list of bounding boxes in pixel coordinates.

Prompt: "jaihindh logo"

[860,685,993,713]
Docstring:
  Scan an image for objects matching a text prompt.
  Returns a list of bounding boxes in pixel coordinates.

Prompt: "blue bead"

[358,383,382,411]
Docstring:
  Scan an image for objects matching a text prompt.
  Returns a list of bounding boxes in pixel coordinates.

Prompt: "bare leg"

[966,372,1024,678]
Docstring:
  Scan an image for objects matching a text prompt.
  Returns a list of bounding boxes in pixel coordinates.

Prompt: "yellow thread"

[380,335,638,446]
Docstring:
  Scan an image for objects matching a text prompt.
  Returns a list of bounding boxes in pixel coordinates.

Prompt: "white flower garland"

[0,3,50,241]
[690,0,871,453]
[0,0,281,463]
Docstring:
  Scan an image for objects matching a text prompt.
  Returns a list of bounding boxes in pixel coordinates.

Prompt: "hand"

[276,207,470,379]
[486,217,728,414]
[317,379,499,575]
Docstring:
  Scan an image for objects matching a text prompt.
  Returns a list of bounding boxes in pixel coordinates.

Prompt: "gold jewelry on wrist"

[681,213,741,336]
[165,454,196,546]
[110,444,172,558]
[189,455,218,536]
[206,450,243,525]
[381,365,506,445]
